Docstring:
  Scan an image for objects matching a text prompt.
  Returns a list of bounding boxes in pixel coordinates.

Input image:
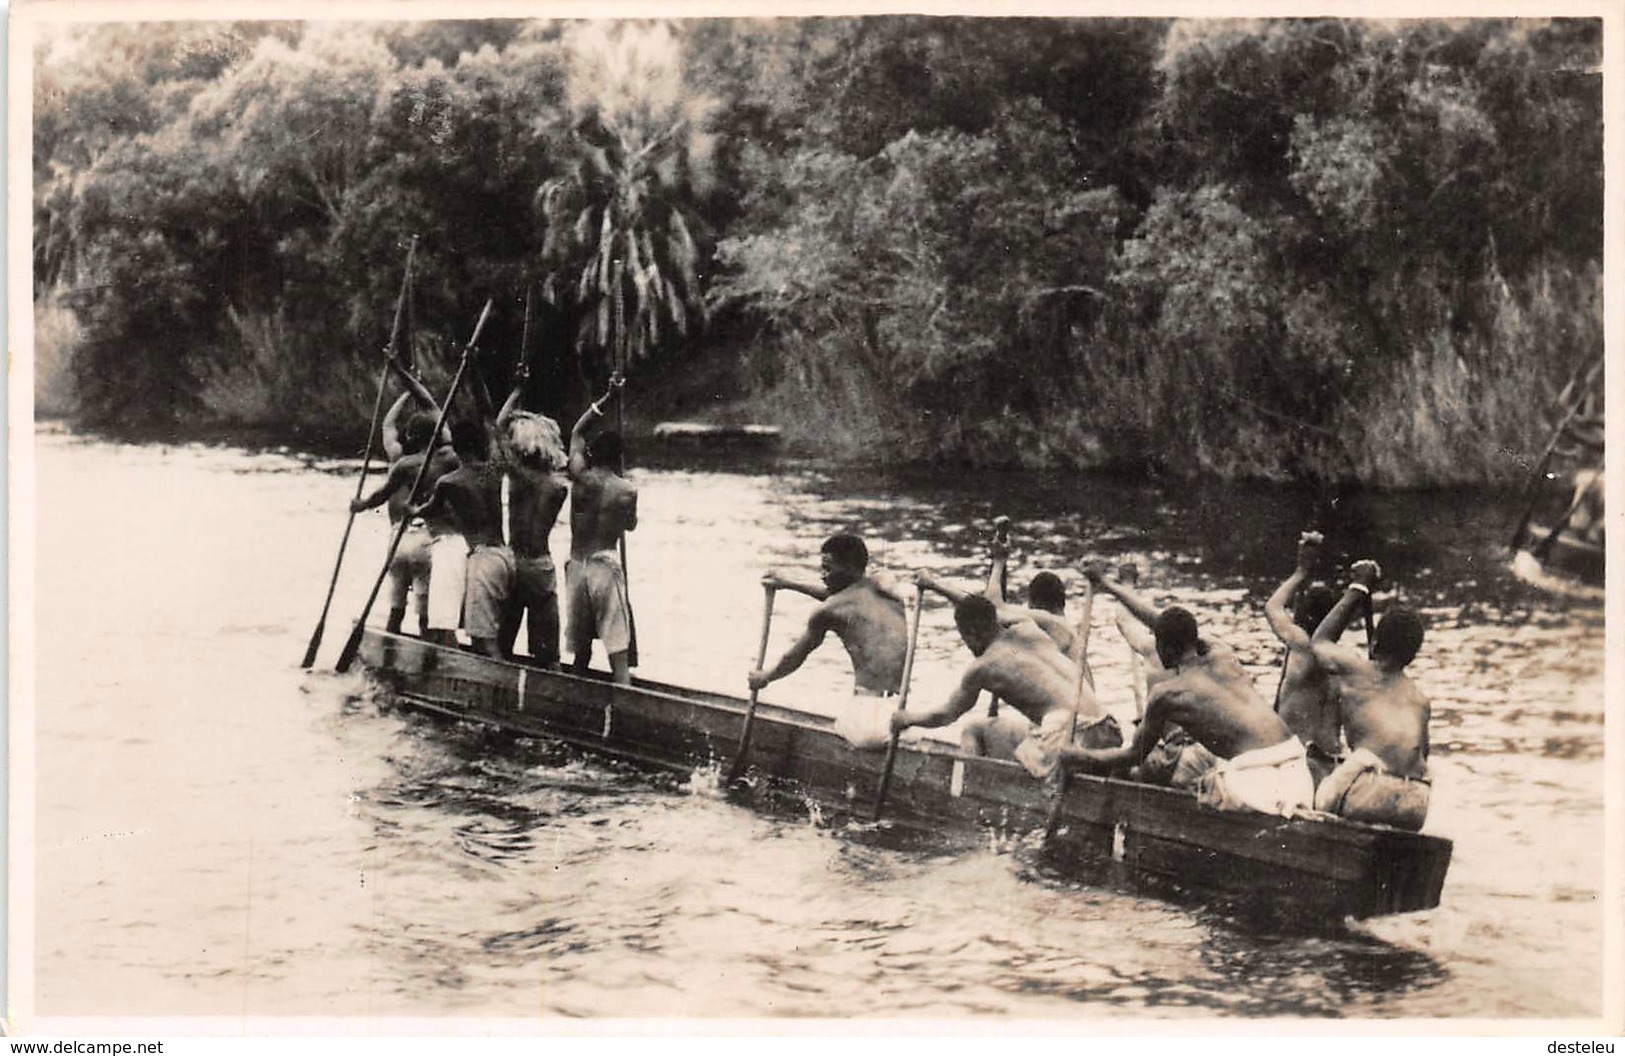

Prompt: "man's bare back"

[815,580,909,694]
[1146,652,1290,760]
[964,625,1100,726]
[568,467,637,558]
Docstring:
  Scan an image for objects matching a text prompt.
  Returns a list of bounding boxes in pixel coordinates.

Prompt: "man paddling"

[1286,561,1434,831]
[887,595,1120,775]
[749,534,907,698]
[916,533,1074,653]
[1264,531,1344,785]
[409,420,512,659]
[566,378,639,685]
[1070,567,1313,817]
[494,368,569,666]
[350,365,460,636]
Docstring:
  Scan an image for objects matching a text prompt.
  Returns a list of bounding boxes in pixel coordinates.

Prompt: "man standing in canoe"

[748,534,907,698]
[887,594,1120,775]
[1290,561,1434,831]
[494,367,569,667]
[1068,567,1314,817]
[350,361,459,637]
[566,378,639,685]
[1264,531,1345,785]
[409,419,512,659]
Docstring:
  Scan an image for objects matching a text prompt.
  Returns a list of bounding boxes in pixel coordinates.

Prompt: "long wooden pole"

[300,235,418,669]
[1509,357,1603,551]
[335,299,494,674]
[871,584,925,821]
[725,586,778,785]
[1046,578,1096,839]
[613,261,639,668]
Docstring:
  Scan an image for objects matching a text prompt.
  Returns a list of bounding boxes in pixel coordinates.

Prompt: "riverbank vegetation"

[33,17,1601,484]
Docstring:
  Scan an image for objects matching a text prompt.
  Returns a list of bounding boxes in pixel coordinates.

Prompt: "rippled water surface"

[30,428,1607,1021]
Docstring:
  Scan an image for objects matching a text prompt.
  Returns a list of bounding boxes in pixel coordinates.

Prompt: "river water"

[29,426,1608,1022]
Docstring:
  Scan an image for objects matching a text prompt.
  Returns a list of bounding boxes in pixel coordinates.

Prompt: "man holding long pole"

[565,374,639,685]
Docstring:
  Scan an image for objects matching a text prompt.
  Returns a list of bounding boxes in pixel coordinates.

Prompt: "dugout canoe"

[356,628,1453,923]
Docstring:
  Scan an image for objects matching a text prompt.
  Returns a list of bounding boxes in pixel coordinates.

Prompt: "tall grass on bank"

[33,287,81,418]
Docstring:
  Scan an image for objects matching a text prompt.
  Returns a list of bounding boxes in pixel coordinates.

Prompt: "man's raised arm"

[569,378,621,478]
[380,392,414,461]
[917,573,971,607]
[1086,562,1161,628]
[1265,531,1323,652]
[1308,559,1382,675]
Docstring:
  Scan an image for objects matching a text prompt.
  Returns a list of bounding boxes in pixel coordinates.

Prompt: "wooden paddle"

[335,299,494,674]
[725,585,779,786]
[300,235,418,669]
[1045,577,1095,839]
[986,516,1012,720]
[870,583,925,822]
[1509,356,1603,551]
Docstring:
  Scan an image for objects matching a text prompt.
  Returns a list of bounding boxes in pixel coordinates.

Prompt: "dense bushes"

[34,17,1602,483]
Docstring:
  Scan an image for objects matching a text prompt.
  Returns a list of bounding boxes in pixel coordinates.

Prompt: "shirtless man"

[493,369,569,666]
[888,595,1119,777]
[1264,531,1343,786]
[1287,561,1433,831]
[748,534,907,698]
[1071,570,1313,817]
[410,420,511,659]
[351,368,459,636]
[566,379,639,685]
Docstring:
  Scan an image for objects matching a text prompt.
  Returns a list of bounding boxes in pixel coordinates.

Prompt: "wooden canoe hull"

[357,630,1452,922]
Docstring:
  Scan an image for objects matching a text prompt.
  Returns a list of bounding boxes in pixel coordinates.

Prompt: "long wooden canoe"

[356,628,1452,923]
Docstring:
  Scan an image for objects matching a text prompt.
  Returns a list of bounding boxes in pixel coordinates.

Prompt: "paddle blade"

[334,620,366,674]
[299,623,324,670]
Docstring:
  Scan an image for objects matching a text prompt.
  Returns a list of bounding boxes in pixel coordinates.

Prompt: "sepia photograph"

[8,0,1619,1034]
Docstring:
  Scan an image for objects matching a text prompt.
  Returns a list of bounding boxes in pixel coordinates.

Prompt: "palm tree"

[537,105,703,388]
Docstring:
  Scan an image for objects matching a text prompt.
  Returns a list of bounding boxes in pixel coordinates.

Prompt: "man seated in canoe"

[350,359,459,636]
[1287,561,1434,831]
[566,377,639,685]
[1264,531,1344,787]
[1069,571,1314,818]
[408,419,511,659]
[748,534,907,699]
[492,365,569,667]
[886,595,1120,775]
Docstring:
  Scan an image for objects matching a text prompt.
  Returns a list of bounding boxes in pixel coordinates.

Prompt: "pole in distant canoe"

[300,235,418,669]
[1509,356,1604,552]
[725,585,779,786]
[1532,452,1604,562]
[335,299,495,674]
[1045,576,1095,840]
[871,583,925,822]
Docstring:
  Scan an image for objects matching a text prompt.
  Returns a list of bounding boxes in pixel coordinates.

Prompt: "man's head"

[1153,606,1205,670]
[508,412,566,470]
[1293,582,1337,634]
[403,412,439,455]
[1371,605,1425,669]
[819,534,869,592]
[954,595,1001,656]
[1028,572,1066,615]
[450,420,487,462]
[588,429,624,470]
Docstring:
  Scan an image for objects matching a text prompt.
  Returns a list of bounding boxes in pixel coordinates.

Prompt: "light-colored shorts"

[389,520,432,612]
[1313,747,1431,832]
[1195,736,1314,817]
[565,550,632,656]
[1139,727,1221,790]
[464,545,516,639]
[427,533,468,631]
[512,554,557,608]
[1013,710,1123,779]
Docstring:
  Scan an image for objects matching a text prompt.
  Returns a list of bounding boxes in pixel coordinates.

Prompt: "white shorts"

[427,533,468,631]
